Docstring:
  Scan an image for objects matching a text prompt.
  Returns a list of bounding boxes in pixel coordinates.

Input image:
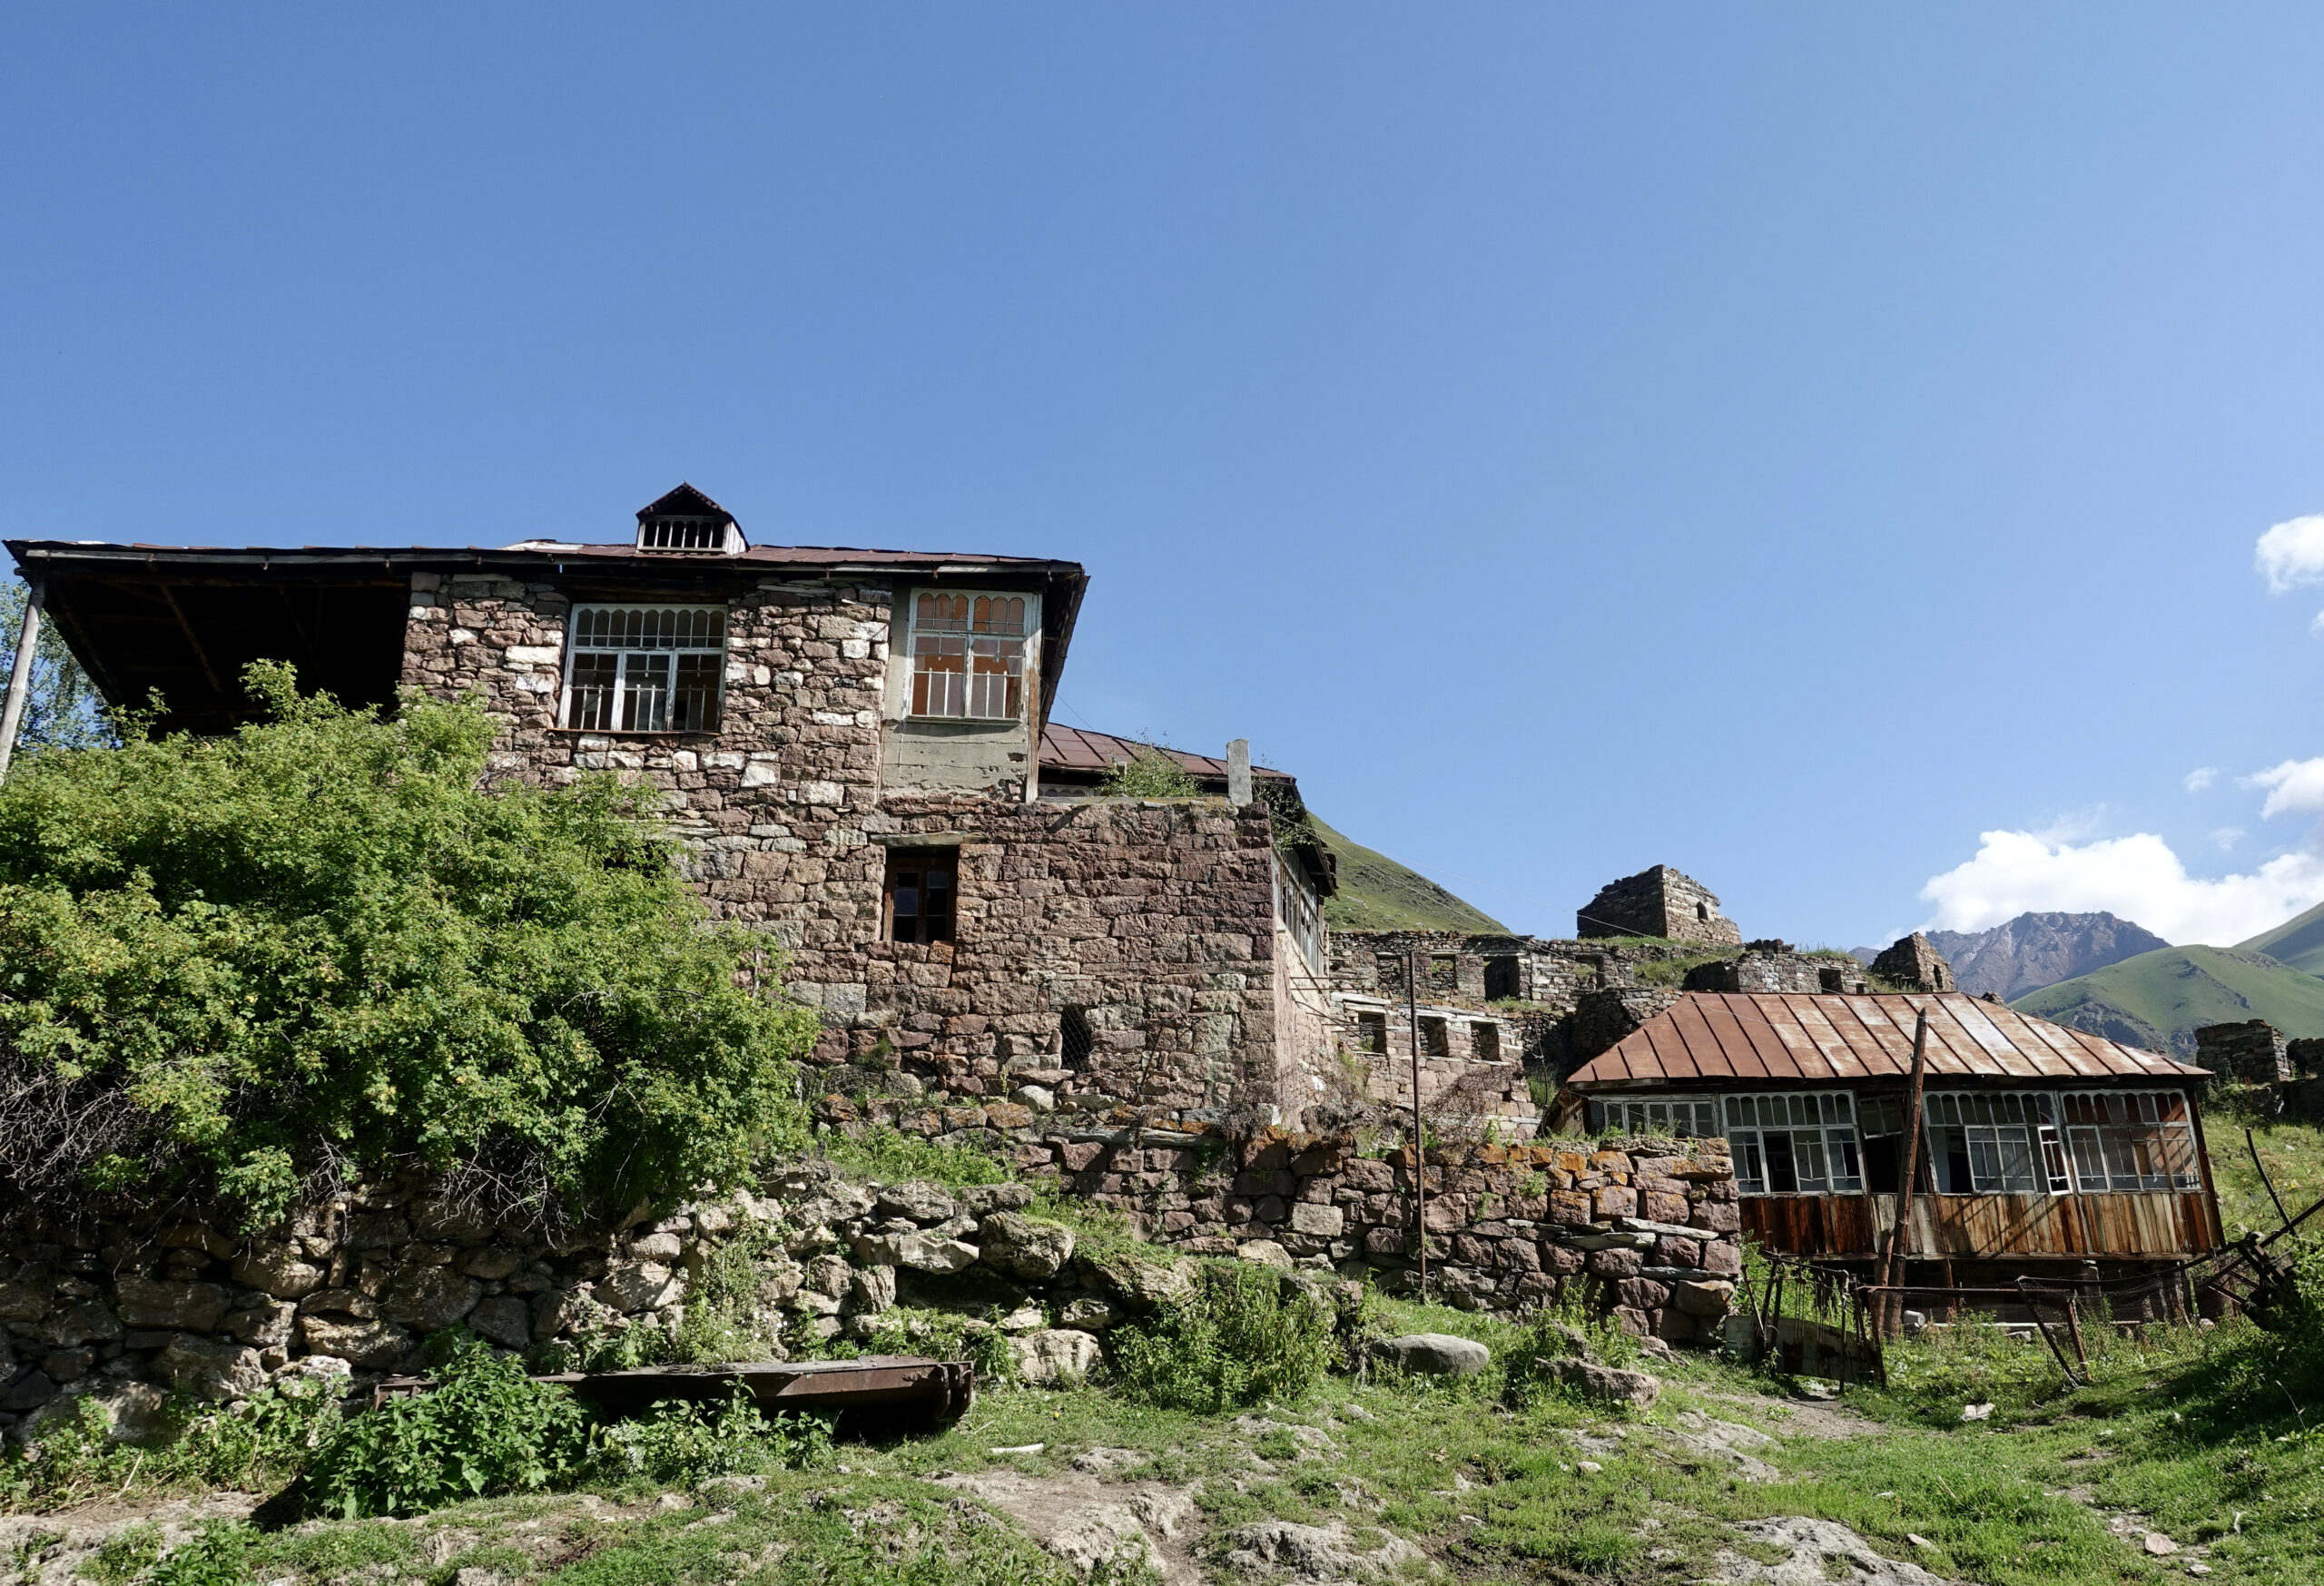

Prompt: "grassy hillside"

[1309,813,1508,932]
[2010,943,2324,1058]
[2236,897,2324,975]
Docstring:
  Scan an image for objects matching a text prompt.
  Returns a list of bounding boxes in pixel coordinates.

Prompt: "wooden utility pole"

[1880,1008,1931,1336]
[1410,947,1427,1302]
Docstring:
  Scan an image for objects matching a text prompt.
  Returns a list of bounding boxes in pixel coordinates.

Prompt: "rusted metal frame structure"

[372,1355,976,1431]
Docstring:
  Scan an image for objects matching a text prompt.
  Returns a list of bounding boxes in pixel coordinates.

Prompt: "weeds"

[1109,1262,1335,1412]
[589,1384,831,1487]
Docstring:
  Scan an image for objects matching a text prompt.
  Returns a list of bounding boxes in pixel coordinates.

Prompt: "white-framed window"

[1727,1092,1863,1195]
[1923,1091,2070,1194]
[2057,1090,2201,1192]
[562,605,727,733]
[907,592,1034,721]
[1593,1096,1721,1140]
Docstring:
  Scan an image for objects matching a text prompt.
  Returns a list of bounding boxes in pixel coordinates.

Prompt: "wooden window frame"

[560,603,728,734]
[904,589,1040,723]
[881,847,959,946]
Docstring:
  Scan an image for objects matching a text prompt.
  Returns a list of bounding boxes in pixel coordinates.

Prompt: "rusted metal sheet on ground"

[373,1356,975,1428]
[1571,991,2209,1088]
[1742,1191,2217,1260]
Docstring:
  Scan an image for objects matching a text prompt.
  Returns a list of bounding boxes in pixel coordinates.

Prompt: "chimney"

[1226,740,1252,805]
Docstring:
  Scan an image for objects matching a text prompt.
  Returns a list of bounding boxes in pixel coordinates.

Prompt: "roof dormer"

[635,483,747,554]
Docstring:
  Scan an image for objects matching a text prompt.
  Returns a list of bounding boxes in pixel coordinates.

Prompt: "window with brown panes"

[562,605,726,732]
[884,850,956,945]
[908,592,1032,720]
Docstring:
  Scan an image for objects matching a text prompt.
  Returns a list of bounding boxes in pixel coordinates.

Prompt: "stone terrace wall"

[0,1133,1739,1435]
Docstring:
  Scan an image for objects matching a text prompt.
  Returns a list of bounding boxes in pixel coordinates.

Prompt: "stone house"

[5,486,1342,1129]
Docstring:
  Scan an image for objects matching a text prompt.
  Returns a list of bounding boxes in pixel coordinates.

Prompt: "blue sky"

[11,5,2324,948]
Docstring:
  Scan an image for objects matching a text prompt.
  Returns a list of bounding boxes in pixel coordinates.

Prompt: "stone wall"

[2196,1020,2291,1085]
[0,1134,1739,1435]
[399,574,1315,1126]
[1870,933,1954,993]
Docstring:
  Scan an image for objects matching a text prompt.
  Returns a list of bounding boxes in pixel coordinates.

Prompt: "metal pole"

[1410,946,1426,1302]
[0,578,44,782]
[1881,1010,1931,1336]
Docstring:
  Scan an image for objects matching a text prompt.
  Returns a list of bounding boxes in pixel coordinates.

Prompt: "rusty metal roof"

[1039,724,1291,782]
[1567,991,2208,1088]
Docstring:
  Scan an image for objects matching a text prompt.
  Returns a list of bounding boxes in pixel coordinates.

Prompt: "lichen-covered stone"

[976,1213,1075,1280]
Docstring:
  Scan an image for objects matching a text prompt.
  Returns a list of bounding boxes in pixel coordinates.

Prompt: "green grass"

[2012,943,2324,1057]
[2202,1100,2324,1237]
[2237,899,2324,977]
[1308,813,1508,933]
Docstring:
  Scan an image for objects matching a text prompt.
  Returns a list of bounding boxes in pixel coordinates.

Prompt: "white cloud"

[2211,827,2247,852]
[2242,757,2324,817]
[1920,828,2324,945]
[2183,767,2220,793]
[2257,515,2324,594]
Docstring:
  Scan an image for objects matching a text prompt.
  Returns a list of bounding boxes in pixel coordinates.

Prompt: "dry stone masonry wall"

[0,1134,1738,1435]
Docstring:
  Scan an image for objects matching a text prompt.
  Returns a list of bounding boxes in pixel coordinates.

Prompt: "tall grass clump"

[1108,1263,1335,1412]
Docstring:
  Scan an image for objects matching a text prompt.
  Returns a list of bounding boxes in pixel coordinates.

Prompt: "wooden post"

[1880,1009,1931,1336]
[0,578,44,783]
[1410,947,1426,1301]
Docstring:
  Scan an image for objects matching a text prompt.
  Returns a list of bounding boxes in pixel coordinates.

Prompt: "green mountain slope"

[2010,944,2324,1059]
[2236,899,2324,975]
[1310,815,1508,933]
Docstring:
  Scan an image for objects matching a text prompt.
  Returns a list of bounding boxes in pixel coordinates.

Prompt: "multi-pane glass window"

[884,849,955,944]
[1922,1092,2073,1194]
[909,593,1031,720]
[563,606,726,733]
[2058,1090,2201,1191]
[1594,1097,1721,1139]
[1727,1092,1863,1195]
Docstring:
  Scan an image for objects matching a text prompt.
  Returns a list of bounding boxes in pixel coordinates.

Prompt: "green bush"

[1108,1262,1335,1412]
[1098,745,1200,799]
[303,1335,593,1517]
[0,1371,343,1511]
[0,662,816,1225]
[589,1384,830,1485]
[1500,1302,1647,1411]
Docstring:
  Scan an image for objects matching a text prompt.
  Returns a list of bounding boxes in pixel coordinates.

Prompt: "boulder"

[626,1231,684,1262]
[114,1276,231,1332]
[960,1182,1037,1216]
[86,1380,168,1443]
[1379,1333,1491,1377]
[1009,1328,1102,1386]
[31,1301,123,1348]
[875,1180,960,1225]
[1076,1247,1196,1310]
[300,1287,379,1319]
[299,1315,419,1370]
[598,1260,684,1314]
[1059,1296,1119,1330]
[845,1265,898,1316]
[0,1275,51,1322]
[219,1301,298,1347]
[381,1267,486,1332]
[409,1197,497,1245]
[854,1232,980,1274]
[1535,1355,1660,1409]
[1236,1239,1295,1271]
[459,1246,525,1280]
[468,1295,534,1349]
[978,1213,1077,1280]
[231,1242,327,1300]
[0,1370,57,1411]
[154,1336,267,1402]
[1674,1278,1736,1317]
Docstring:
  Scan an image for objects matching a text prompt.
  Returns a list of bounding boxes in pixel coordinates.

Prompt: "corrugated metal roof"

[5,538,1073,572]
[1039,724,1291,782]
[1568,991,2207,1088]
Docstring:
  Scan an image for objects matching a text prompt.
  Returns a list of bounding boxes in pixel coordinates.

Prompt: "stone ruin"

[1871,931,1954,993]
[1576,865,1743,947]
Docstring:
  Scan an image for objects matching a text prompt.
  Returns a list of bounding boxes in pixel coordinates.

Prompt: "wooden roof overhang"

[5,539,1088,738]
[1567,991,2209,1094]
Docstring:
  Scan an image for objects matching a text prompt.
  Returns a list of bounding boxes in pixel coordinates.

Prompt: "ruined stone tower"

[1871,931,1954,993]
[1576,865,1742,947]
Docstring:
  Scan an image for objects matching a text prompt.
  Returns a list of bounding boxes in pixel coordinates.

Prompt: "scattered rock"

[1379,1333,1490,1377]
[1534,1356,1660,1409]
[960,1182,1038,1216]
[875,1181,960,1225]
[1960,1402,1994,1422]
[1009,1328,1102,1386]
[1676,1278,1737,1316]
[1235,1240,1295,1271]
[153,1336,266,1402]
[598,1261,684,1314]
[940,1466,1200,1586]
[1059,1296,1119,1330]
[1076,1247,1196,1310]
[2143,1533,2180,1556]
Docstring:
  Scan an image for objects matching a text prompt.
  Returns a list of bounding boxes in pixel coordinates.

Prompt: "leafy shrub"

[1098,745,1200,799]
[819,1126,1010,1187]
[589,1384,830,1485]
[668,1226,786,1365]
[0,663,816,1226]
[142,1523,255,1586]
[0,1372,343,1511]
[1108,1262,1335,1412]
[1501,1302,1648,1411]
[303,1335,592,1517]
